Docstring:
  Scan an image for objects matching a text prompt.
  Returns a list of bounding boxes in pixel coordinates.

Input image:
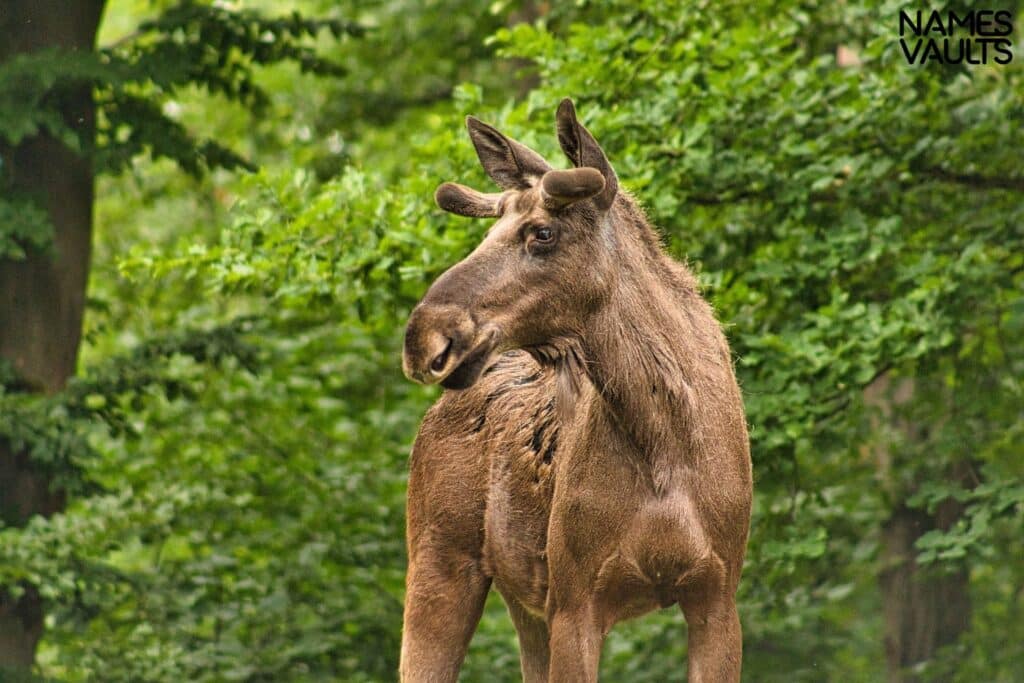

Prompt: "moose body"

[401,100,752,682]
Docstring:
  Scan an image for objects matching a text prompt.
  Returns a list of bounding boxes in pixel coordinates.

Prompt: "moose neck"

[577,203,726,467]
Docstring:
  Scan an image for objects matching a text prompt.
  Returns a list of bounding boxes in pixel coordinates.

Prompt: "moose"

[400,99,752,682]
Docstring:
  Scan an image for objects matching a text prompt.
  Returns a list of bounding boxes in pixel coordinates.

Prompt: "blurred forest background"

[1,0,1022,681]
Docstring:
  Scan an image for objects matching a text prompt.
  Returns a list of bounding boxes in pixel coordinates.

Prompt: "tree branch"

[918,167,1024,193]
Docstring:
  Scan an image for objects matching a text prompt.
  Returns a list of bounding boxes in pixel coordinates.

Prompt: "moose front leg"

[680,595,742,683]
[503,592,551,683]
[546,602,605,683]
[399,551,490,683]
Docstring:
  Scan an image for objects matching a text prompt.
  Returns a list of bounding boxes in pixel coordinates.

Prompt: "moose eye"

[524,224,557,255]
[525,224,558,255]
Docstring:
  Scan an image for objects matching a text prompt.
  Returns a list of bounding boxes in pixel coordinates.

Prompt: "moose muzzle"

[402,302,497,390]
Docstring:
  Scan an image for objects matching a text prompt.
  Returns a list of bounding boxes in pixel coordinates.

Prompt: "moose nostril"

[430,338,453,375]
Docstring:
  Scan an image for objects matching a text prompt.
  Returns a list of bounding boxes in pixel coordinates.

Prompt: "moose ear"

[435,182,504,218]
[555,98,618,210]
[466,116,552,190]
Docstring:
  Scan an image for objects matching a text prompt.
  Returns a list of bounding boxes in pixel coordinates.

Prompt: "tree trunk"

[880,502,971,683]
[0,0,106,672]
[866,376,972,682]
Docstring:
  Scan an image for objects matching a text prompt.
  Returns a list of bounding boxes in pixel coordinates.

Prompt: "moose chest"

[472,355,561,614]
[473,356,670,618]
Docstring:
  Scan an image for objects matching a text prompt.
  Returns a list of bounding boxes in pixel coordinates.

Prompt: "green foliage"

[7,162,443,678]
[319,0,510,130]
[0,0,360,259]
[96,1,361,175]
[0,196,52,260]
[2,0,1022,681]
[0,48,113,149]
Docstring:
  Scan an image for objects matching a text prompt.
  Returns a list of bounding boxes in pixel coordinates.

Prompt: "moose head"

[403,99,622,390]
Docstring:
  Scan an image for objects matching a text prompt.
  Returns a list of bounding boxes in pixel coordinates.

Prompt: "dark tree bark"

[866,376,972,683]
[0,0,107,671]
[880,502,972,683]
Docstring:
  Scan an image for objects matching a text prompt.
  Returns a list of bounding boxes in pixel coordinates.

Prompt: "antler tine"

[539,168,606,211]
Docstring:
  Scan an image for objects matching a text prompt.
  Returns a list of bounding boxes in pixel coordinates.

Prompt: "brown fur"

[400,100,752,682]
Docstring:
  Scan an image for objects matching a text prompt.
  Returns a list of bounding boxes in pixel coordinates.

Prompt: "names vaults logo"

[899,9,1014,65]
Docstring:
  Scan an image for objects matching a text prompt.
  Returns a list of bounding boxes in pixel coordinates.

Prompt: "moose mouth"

[440,333,497,390]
